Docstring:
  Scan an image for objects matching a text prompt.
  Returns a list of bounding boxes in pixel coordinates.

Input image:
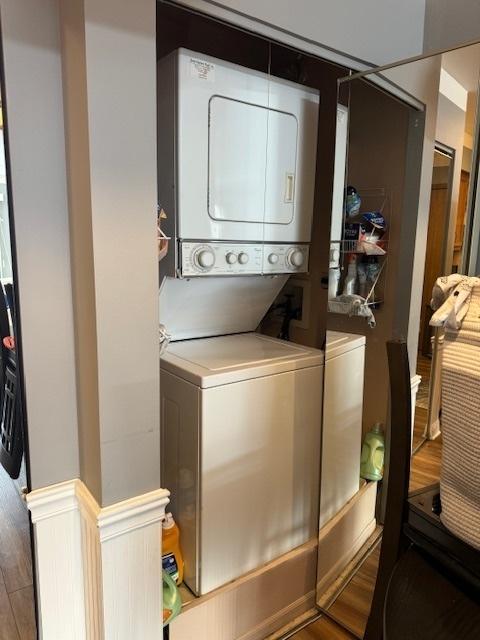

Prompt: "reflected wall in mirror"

[319,41,480,640]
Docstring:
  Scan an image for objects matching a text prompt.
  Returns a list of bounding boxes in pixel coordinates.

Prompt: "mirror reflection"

[319,42,480,639]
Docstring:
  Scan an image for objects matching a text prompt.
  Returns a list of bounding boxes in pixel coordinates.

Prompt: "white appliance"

[159,274,288,341]
[161,332,324,595]
[328,105,349,298]
[157,48,319,278]
[320,331,365,528]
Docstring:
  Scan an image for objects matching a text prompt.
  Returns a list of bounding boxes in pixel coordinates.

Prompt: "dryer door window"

[208,96,297,226]
[208,96,267,224]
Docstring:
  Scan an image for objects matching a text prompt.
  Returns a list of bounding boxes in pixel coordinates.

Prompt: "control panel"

[180,242,309,276]
[262,244,309,274]
[181,242,263,276]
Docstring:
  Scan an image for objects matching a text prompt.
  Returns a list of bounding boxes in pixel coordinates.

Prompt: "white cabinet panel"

[320,343,365,528]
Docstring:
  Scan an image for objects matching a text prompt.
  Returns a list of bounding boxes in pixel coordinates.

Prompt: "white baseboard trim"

[411,374,422,395]
[411,374,422,449]
[316,481,377,598]
[27,479,170,639]
[27,480,90,639]
[98,488,170,639]
[241,590,316,640]
[429,417,442,440]
[170,539,318,640]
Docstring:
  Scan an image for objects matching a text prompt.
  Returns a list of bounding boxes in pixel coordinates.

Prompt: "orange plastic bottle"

[162,513,184,585]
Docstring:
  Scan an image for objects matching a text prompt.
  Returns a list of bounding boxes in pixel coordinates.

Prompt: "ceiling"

[442,43,480,92]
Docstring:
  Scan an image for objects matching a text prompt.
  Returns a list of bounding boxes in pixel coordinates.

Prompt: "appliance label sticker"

[162,552,179,582]
[190,58,215,82]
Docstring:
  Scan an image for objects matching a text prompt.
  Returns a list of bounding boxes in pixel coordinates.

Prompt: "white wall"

[383,58,442,374]
[81,0,160,506]
[1,0,80,489]
[435,94,467,272]
[424,0,480,53]
[177,0,426,65]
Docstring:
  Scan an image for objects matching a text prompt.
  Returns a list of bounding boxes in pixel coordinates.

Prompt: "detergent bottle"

[360,422,385,481]
[163,570,182,627]
[162,513,184,585]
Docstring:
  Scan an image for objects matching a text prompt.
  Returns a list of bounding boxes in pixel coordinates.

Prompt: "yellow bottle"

[162,513,184,585]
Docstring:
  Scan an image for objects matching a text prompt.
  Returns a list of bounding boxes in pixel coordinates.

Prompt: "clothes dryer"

[157,48,320,279]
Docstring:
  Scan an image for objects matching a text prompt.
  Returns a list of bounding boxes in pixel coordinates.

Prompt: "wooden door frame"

[434,142,456,275]
[423,143,455,441]
[419,143,454,352]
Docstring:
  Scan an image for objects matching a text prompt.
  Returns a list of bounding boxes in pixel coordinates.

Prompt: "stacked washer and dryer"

[158,49,365,596]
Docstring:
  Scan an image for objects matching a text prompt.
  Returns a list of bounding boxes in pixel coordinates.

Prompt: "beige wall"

[1,0,80,489]
[2,0,159,506]
[63,0,160,507]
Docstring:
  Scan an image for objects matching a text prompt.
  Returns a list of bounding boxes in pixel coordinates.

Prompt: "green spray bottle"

[360,422,385,481]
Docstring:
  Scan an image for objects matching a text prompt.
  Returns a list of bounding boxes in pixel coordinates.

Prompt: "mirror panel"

[320,43,480,636]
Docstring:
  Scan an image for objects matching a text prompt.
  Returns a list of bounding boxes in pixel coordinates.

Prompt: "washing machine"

[160,332,324,595]
[320,331,366,528]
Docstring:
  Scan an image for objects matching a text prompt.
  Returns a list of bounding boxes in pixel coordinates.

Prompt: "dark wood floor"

[0,464,36,640]
[292,400,443,640]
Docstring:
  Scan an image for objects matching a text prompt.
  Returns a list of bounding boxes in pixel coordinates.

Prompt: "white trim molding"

[27,480,170,639]
[28,480,90,639]
[98,489,170,639]
[410,374,422,448]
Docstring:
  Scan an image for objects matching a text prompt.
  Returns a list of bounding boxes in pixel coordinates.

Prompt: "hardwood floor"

[291,615,355,639]
[0,465,36,640]
[409,433,442,492]
[326,546,380,638]
[412,405,428,450]
[416,354,432,405]
[292,420,442,639]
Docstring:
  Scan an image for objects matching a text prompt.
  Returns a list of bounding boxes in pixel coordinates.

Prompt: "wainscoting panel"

[27,480,169,639]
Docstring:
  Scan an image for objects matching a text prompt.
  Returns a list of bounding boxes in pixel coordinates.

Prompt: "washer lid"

[326,330,366,360]
[161,332,324,388]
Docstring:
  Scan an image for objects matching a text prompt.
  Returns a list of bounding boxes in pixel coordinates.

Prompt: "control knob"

[226,252,237,265]
[268,253,279,265]
[330,246,340,264]
[238,252,249,265]
[193,247,215,270]
[287,248,305,269]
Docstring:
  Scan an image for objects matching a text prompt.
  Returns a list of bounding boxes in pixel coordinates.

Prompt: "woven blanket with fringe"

[439,282,480,550]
